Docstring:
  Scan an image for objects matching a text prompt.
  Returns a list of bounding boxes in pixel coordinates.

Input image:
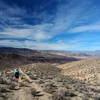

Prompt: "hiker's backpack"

[15,70,20,78]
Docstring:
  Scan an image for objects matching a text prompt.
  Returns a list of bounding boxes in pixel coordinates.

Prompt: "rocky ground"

[58,59,100,83]
[0,62,100,100]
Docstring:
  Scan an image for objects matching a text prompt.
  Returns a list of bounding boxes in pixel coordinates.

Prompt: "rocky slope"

[0,62,100,100]
[58,59,100,84]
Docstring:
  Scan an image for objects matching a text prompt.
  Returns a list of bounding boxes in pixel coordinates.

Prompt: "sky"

[0,0,100,51]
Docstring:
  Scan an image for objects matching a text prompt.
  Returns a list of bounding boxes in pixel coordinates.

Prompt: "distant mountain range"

[0,47,79,70]
[0,47,100,57]
[43,50,100,57]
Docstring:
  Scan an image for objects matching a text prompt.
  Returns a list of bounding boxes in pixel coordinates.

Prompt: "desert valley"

[0,47,100,100]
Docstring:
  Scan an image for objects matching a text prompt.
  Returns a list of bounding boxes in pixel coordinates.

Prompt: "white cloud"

[68,25,100,33]
[0,28,31,38]
[0,24,54,40]
[0,40,74,50]
[21,40,73,50]
[50,0,93,34]
[1,0,100,50]
[0,40,25,47]
[32,32,52,40]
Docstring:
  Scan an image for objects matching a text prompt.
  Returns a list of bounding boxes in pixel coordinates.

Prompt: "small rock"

[52,87,77,100]
[9,82,17,90]
[31,88,43,97]
[0,87,10,93]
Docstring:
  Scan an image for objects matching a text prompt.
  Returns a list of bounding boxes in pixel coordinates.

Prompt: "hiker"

[14,67,23,88]
[14,67,33,84]
[15,68,20,79]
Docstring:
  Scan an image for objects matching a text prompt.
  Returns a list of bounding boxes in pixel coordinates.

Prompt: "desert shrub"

[9,82,17,90]
[0,77,11,85]
[52,87,76,100]
[0,87,10,93]
[52,87,68,100]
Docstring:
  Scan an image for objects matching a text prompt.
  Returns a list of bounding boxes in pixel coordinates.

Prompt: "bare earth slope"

[58,58,100,84]
[0,62,100,100]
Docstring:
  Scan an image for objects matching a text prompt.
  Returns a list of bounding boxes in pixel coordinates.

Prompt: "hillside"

[58,59,100,84]
[0,62,100,100]
[0,47,100,99]
[0,47,79,70]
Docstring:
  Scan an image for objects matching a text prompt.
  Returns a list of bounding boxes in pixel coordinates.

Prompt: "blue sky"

[0,0,100,51]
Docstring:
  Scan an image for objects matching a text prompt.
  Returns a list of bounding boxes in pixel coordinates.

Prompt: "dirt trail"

[9,73,51,100]
[9,87,33,100]
[32,82,51,100]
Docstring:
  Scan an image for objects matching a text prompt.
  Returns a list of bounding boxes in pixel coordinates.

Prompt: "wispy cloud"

[0,0,100,50]
[68,25,100,33]
[0,40,74,50]
[0,24,54,41]
[51,0,94,34]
